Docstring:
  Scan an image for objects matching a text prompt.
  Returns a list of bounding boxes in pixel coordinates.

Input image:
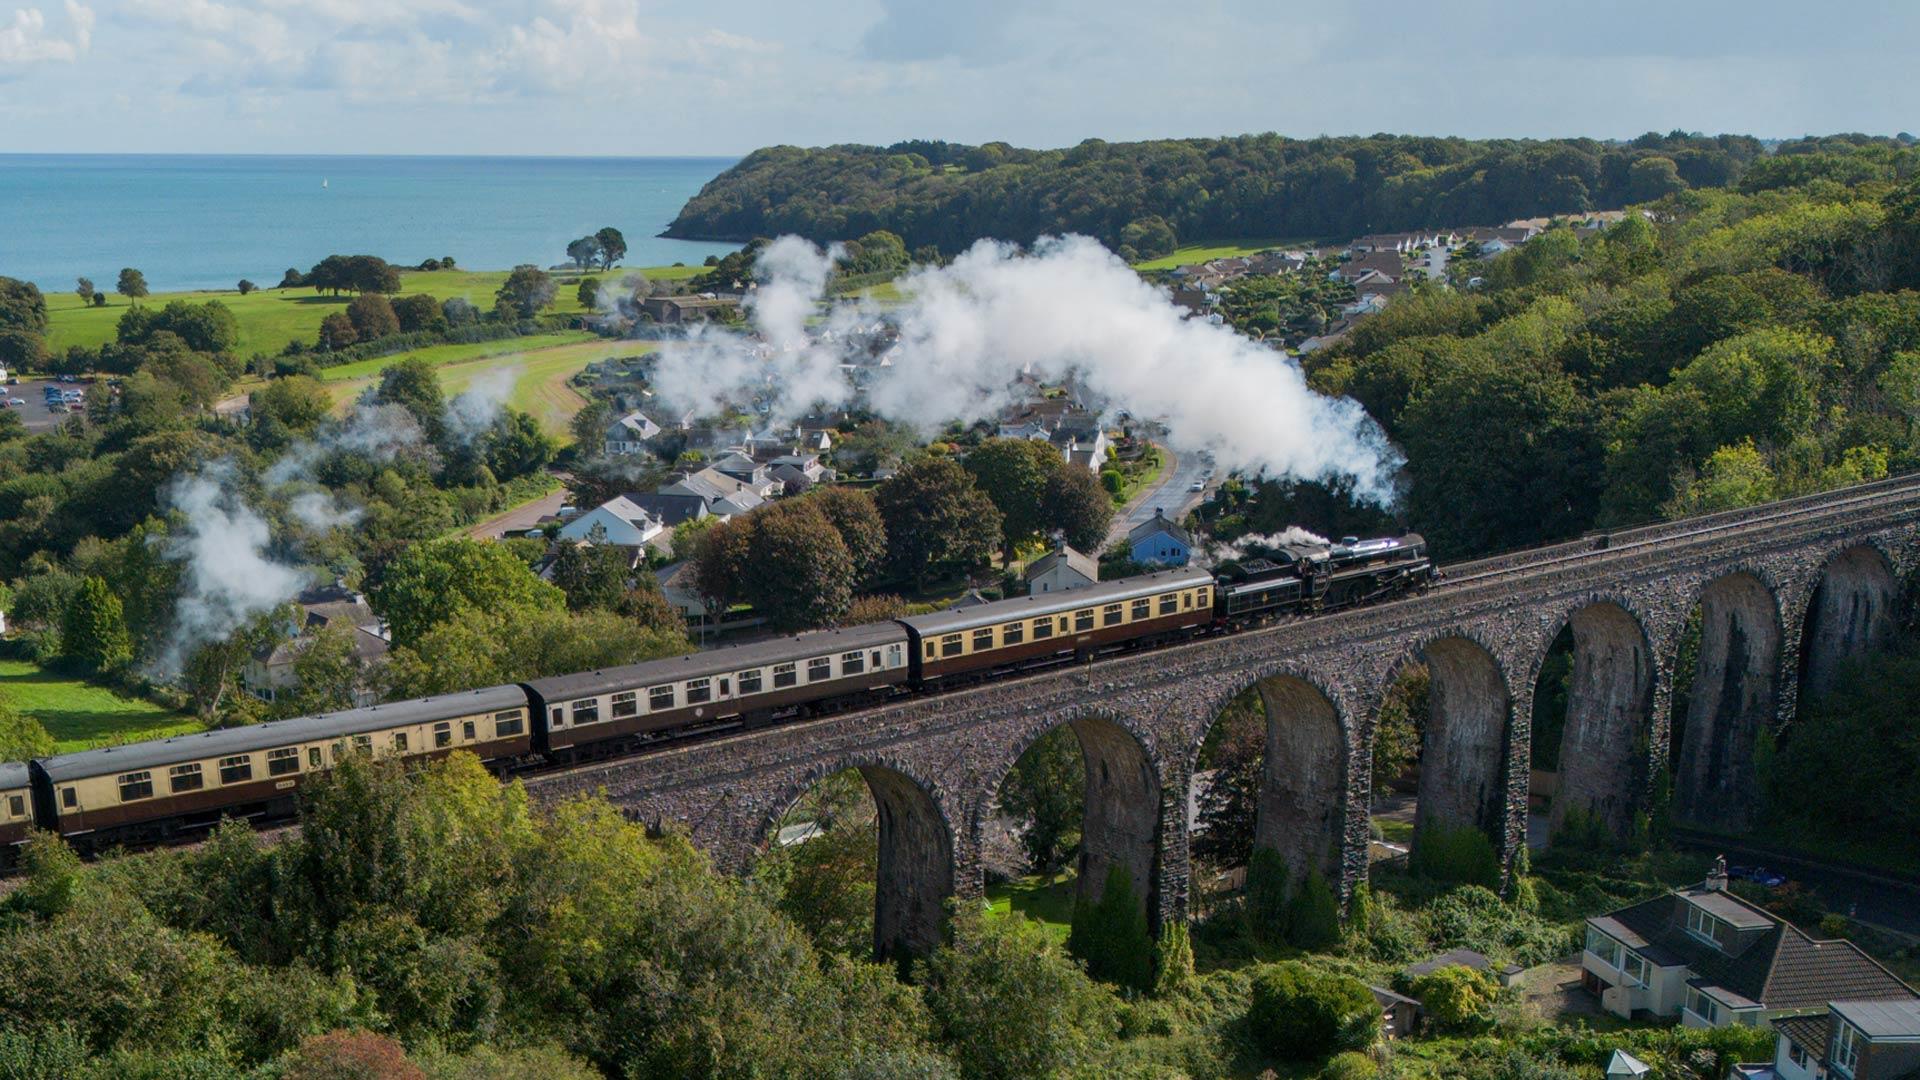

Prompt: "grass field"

[1131,240,1314,271]
[0,659,199,752]
[43,262,709,356]
[984,869,1078,945]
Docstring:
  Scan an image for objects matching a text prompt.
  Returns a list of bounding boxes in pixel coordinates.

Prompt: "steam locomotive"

[0,532,1430,862]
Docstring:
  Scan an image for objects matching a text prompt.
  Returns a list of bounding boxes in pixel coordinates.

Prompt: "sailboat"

[321,178,329,189]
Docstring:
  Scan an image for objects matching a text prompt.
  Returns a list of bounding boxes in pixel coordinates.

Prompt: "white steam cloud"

[644,234,1402,502]
[444,368,518,447]
[156,463,308,675]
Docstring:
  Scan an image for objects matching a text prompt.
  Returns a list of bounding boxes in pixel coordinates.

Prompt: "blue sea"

[0,155,740,293]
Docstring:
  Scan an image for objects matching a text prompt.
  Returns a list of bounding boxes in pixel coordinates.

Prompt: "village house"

[1336,250,1406,284]
[242,583,390,706]
[1129,508,1193,567]
[654,561,709,622]
[603,411,661,457]
[1742,998,1920,1080]
[1025,543,1097,595]
[767,452,834,494]
[638,294,741,324]
[556,495,666,548]
[1581,860,1916,1028]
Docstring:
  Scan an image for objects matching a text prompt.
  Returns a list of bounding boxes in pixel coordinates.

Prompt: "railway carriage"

[900,567,1216,685]
[525,622,912,760]
[30,685,531,848]
[0,763,32,866]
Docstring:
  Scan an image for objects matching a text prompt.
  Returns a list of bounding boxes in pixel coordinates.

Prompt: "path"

[465,474,571,540]
[1106,446,1211,548]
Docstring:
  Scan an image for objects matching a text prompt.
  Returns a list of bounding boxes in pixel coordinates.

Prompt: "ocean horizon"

[0,154,741,293]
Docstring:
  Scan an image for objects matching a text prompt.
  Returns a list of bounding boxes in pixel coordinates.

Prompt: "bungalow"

[557,495,665,548]
[1129,508,1193,567]
[768,452,833,494]
[621,492,711,529]
[1026,543,1097,596]
[1581,860,1916,1027]
[654,561,709,622]
[1337,251,1405,284]
[242,584,390,706]
[603,411,661,457]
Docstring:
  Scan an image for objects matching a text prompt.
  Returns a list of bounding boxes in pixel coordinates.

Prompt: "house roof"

[1027,544,1097,584]
[1833,998,1920,1039]
[606,412,660,440]
[710,452,762,476]
[1591,883,1919,1011]
[620,492,711,528]
[1129,509,1192,547]
[1406,948,1491,980]
[567,496,662,537]
[1774,1013,1831,1056]
[1604,1049,1651,1077]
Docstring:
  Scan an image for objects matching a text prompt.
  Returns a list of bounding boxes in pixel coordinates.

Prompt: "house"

[1370,985,1423,1040]
[621,492,712,529]
[1602,1049,1651,1079]
[1581,859,1917,1026]
[768,452,833,494]
[242,583,390,706]
[1026,543,1097,596]
[710,451,774,490]
[662,467,771,513]
[1170,285,1213,316]
[1129,508,1192,567]
[638,294,740,324]
[655,561,709,622]
[1337,251,1405,284]
[1749,998,1920,1080]
[603,412,661,456]
[557,495,665,548]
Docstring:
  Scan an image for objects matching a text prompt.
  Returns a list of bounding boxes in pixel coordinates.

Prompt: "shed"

[1603,1049,1651,1079]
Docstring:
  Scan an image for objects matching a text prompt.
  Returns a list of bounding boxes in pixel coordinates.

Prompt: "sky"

[1,0,1916,156]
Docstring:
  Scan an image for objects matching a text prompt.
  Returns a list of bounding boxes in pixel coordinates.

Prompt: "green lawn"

[1374,817,1414,844]
[984,869,1078,945]
[1109,446,1168,507]
[313,331,595,383]
[0,659,199,753]
[44,263,702,356]
[1131,239,1314,271]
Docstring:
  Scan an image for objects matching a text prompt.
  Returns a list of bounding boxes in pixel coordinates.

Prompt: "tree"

[0,328,48,372]
[372,539,566,647]
[279,267,306,289]
[996,726,1083,870]
[594,226,627,269]
[282,1030,425,1080]
[0,276,47,332]
[484,410,556,481]
[346,294,401,340]
[441,297,479,327]
[808,485,888,585]
[874,457,1002,588]
[61,575,133,673]
[551,540,631,612]
[690,515,753,614]
[237,279,256,295]
[576,276,601,310]
[74,277,94,306]
[495,264,555,319]
[374,355,445,443]
[740,501,856,631]
[566,236,599,270]
[1247,961,1380,1062]
[116,267,148,305]
[1407,965,1499,1034]
[963,438,1057,559]
[569,398,611,454]
[0,695,55,761]
[318,312,358,350]
[1042,466,1114,552]
[252,374,334,435]
[392,293,444,334]
[280,624,367,718]
[921,913,1115,1080]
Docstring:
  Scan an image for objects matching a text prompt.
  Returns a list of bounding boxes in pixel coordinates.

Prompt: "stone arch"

[994,709,1163,926]
[1397,631,1512,849]
[1799,543,1901,703]
[757,757,955,962]
[1674,571,1782,832]
[1539,598,1656,838]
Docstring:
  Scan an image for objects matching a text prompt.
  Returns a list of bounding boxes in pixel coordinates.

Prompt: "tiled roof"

[1774,1012,1830,1056]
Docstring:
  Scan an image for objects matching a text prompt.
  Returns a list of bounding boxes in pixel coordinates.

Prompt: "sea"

[0,154,741,293]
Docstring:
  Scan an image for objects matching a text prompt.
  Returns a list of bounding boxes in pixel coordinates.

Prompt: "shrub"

[1245,846,1290,943]
[1246,961,1379,1063]
[1410,823,1501,888]
[1287,869,1341,950]
[1321,1050,1378,1080]
[1068,864,1153,990]
[1152,921,1195,997]
[1408,964,1499,1033]
[282,1030,424,1080]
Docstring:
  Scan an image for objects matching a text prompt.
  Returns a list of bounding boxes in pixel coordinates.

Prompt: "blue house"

[1129,508,1192,567]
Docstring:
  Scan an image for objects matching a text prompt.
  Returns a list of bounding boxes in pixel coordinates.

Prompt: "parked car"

[7,398,23,407]
[1730,865,1788,888]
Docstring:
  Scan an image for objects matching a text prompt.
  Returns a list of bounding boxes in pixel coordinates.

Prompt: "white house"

[603,412,661,456]
[557,495,665,548]
[1026,543,1097,596]
[1755,998,1920,1080]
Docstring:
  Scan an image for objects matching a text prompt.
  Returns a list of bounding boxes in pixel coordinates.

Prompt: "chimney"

[1705,855,1728,892]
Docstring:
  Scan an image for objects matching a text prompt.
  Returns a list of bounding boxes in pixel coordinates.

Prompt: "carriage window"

[686,678,713,704]
[352,735,374,754]
[1033,617,1053,639]
[269,747,301,776]
[219,755,254,784]
[118,771,154,802]
[494,710,526,738]
[1103,603,1122,627]
[808,657,833,681]
[1196,587,1211,605]
[612,691,639,718]
[1074,609,1094,632]
[1159,593,1178,615]
[61,787,76,809]
[972,628,995,651]
[434,722,452,749]
[573,698,601,724]
[773,663,798,688]
[462,720,476,741]
[924,641,935,659]
[649,685,675,710]
[738,669,763,694]
[1002,621,1024,645]
[550,706,565,728]
[6,795,21,818]
[169,763,204,793]
[393,732,409,753]
[888,644,903,666]
[310,747,324,768]
[841,651,865,675]
[1132,598,1151,620]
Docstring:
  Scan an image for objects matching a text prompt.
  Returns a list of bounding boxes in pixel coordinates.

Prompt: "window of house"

[1685,987,1720,1026]
[940,634,963,658]
[1833,1022,1860,1075]
[1685,903,1725,947]
[808,657,833,681]
[1621,951,1648,988]
[462,721,476,741]
[773,663,797,688]
[309,747,324,769]
[118,771,154,802]
[1788,1042,1810,1068]
[573,699,601,724]
[269,748,300,776]
[738,669,763,695]
[219,755,253,785]
[1103,604,1122,627]
[5,795,21,818]
[434,723,452,749]
[612,691,639,719]
[1074,609,1094,632]
[494,711,526,738]
[393,732,409,753]
[1159,593,1178,615]
[1584,926,1623,971]
[650,686,675,710]
[686,678,712,704]
[1033,617,1053,640]
[841,651,865,675]
[1132,598,1151,620]
[61,787,76,809]
[972,628,995,651]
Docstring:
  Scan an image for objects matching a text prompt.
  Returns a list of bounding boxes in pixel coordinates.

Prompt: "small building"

[1370,985,1423,1040]
[1026,543,1097,596]
[638,294,741,324]
[1129,508,1193,567]
[1603,1049,1651,1079]
[655,561,709,622]
[557,495,665,548]
[603,412,661,456]
[242,583,390,706]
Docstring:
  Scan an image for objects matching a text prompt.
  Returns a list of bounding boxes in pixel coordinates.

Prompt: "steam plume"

[156,463,307,675]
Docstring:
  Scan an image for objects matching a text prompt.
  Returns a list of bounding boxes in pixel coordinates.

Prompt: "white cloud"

[0,0,92,67]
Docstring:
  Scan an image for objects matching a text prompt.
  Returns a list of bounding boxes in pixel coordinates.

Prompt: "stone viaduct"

[529,478,1920,959]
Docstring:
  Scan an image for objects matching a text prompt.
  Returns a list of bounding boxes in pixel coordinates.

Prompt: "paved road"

[1106,446,1211,548]
[465,474,571,540]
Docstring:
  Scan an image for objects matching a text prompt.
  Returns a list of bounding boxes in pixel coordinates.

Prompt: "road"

[1105,446,1211,548]
[465,475,571,540]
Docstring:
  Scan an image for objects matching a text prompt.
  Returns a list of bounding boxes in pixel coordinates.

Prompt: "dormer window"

[1832,1020,1861,1077]
[1685,902,1726,947]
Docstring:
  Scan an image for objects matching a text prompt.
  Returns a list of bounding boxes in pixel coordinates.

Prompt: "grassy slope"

[324,337,660,438]
[1131,240,1314,271]
[44,263,707,356]
[0,659,199,752]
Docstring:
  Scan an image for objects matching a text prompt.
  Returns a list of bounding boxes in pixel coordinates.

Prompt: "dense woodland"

[668,132,1914,258]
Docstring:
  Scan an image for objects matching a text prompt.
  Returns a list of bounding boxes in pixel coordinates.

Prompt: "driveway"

[465,475,571,540]
[1106,447,1211,548]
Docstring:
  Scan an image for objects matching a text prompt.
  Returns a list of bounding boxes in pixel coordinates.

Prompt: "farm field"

[42,262,708,355]
[0,659,200,752]
[1131,239,1314,271]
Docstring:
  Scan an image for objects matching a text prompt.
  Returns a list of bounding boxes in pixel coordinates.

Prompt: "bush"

[1410,823,1502,888]
[1246,846,1290,943]
[1152,921,1195,997]
[1408,964,1499,1033]
[1068,864,1153,990]
[1321,1050,1378,1080]
[1246,961,1379,1063]
[1287,869,1341,950]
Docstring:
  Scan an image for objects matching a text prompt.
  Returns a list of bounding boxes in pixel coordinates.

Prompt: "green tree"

[874,457,1002,589]
[566,236,599,271]
[963,438,1058,560]
[920,912,1114,1080]
[996,725,1083,870]
[116,267,148,305]
[346,294,401,341]
[374,355,446,444]
[1408,964,1499,1033]
[280,624,367,718]
[372,539,566,647]
[318,312,358,351]
[237,278,256,295]
[392,293,444,334]
[1247,961,1380,1063]
[594,227,627,270]
[1041,465,1113,552]
[808,485,889,587]
[495,265,555,319]
[1066,864,1153,990]
[484,410,556,481]
[0,276,48,332]
[551,540,631,612]
[741,500,856,631]
[0,695,55,761]
[74,277,95,306]
[252,375,335,435]
[60,575,132,673]
[576,276,601,310]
